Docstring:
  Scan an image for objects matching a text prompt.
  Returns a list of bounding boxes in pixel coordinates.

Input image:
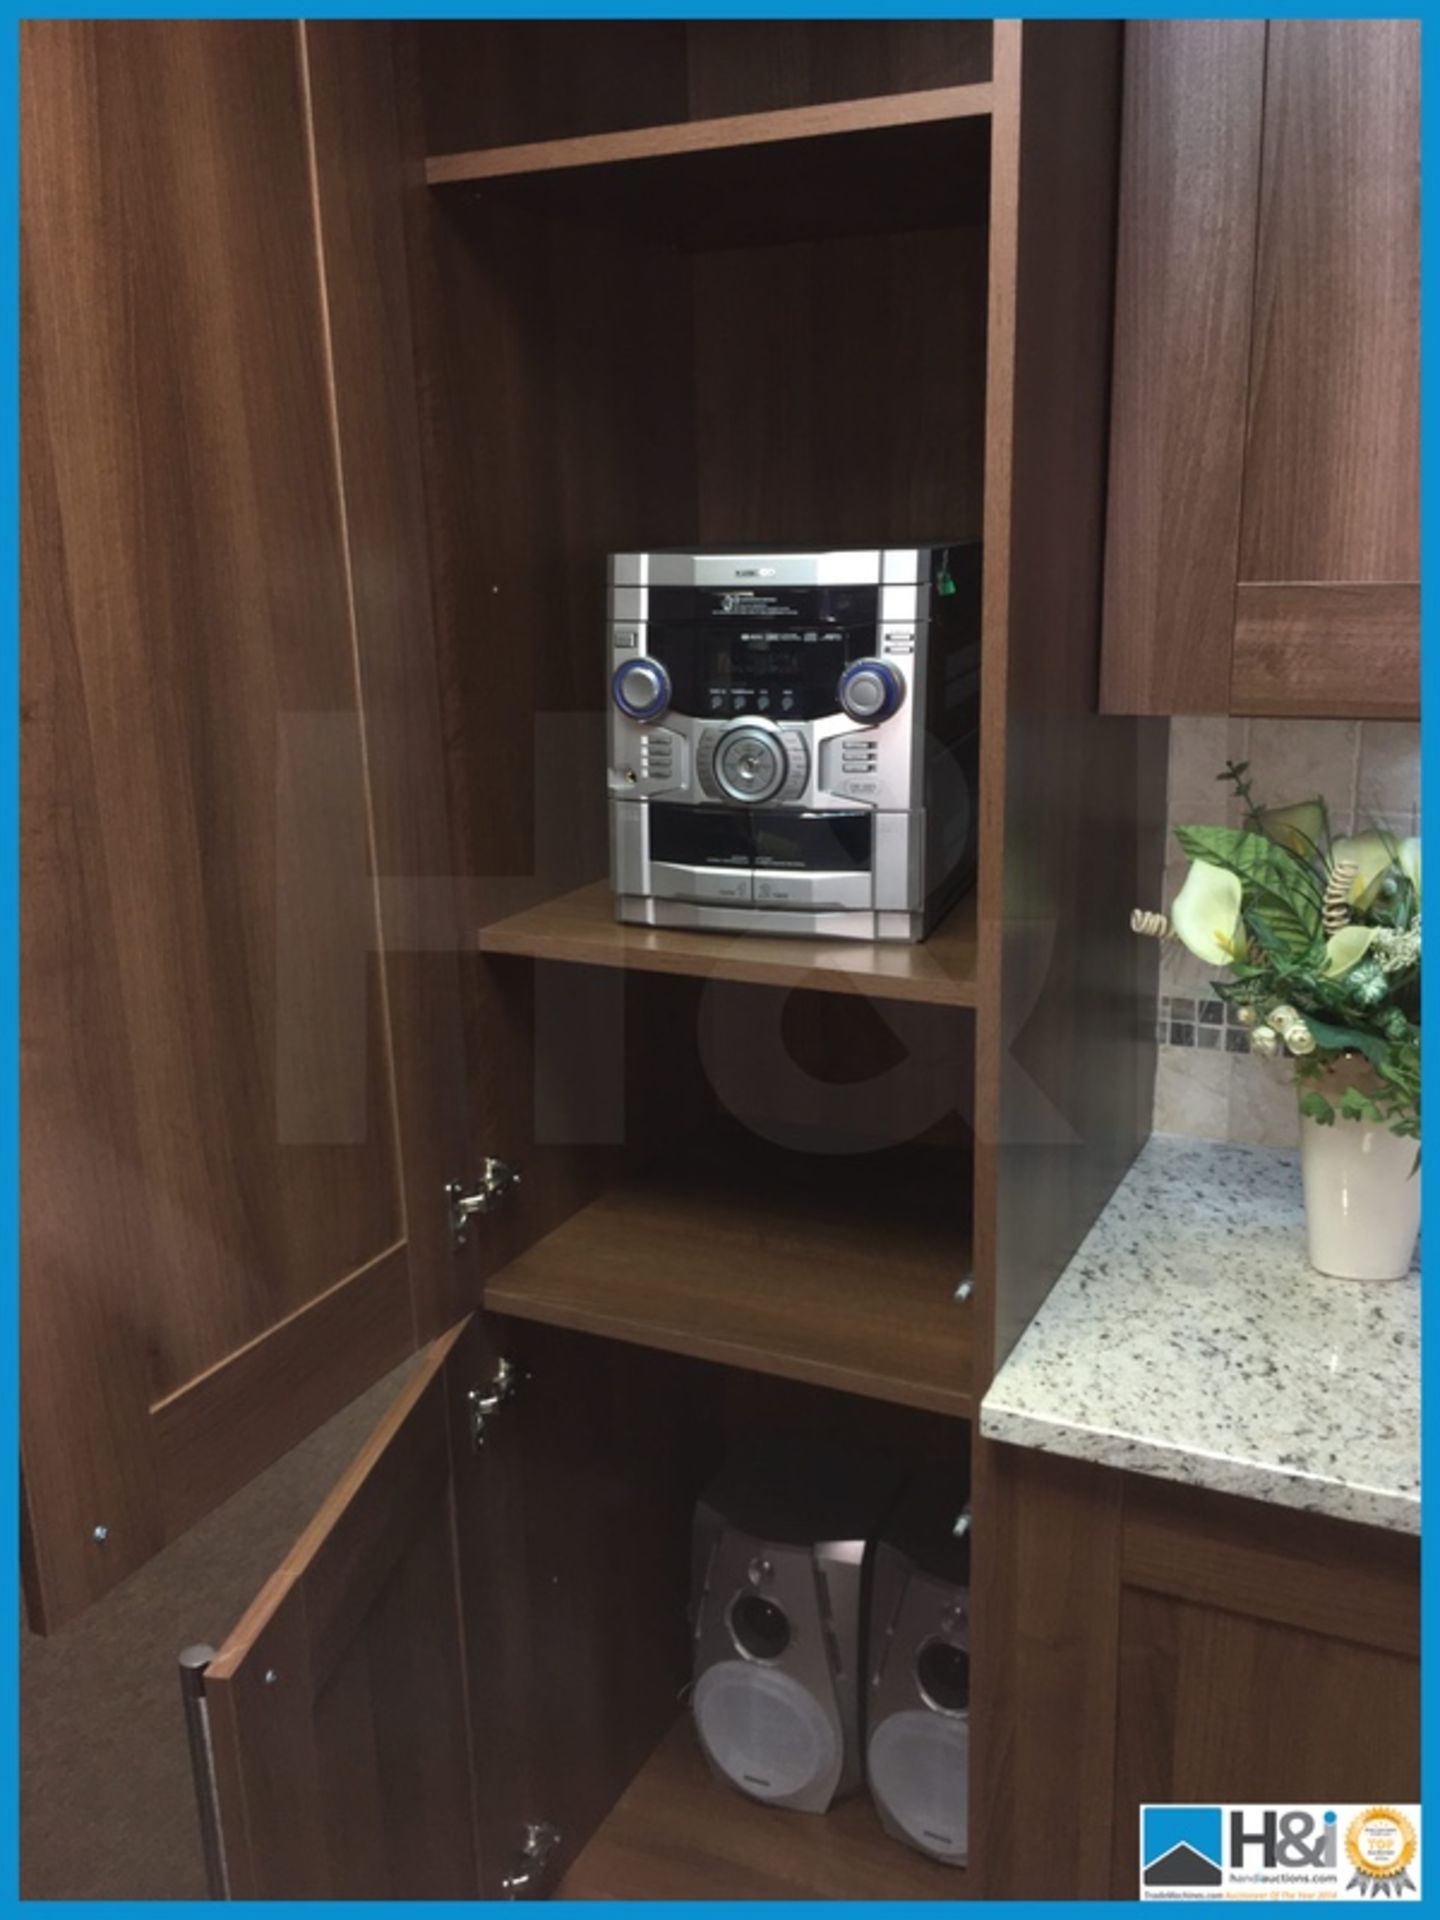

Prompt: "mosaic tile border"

[1156,993,1251,1053]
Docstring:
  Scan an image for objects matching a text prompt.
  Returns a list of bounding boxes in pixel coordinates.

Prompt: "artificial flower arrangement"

[1133,762,1420,1145]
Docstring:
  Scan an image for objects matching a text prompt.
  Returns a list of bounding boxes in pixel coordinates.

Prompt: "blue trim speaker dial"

[612,657,671,722]
[838,657,905,722]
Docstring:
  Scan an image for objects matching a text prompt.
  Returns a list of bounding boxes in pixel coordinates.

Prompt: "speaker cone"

[915,1637,970,1715]
[729,1591,791,1662]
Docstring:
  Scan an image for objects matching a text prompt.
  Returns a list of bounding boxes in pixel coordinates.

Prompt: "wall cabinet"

[980,1448,1420,1900]
[21,17,1167,1898]
[1101,20,1419,719]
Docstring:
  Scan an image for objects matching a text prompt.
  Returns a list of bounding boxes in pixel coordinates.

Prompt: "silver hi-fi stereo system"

[608,545,982,942]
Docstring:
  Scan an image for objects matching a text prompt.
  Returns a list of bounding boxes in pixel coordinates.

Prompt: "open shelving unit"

[16,16,1168,1906]
[404,13,1161,1904]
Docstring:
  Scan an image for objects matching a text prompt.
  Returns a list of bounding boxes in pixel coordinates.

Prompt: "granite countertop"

[980,1134,1420,1533]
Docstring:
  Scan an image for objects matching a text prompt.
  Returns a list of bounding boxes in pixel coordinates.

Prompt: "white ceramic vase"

[1297,1060,1420,1281]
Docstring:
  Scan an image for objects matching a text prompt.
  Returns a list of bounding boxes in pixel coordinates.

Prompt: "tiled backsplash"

[1152,716,1420,1149]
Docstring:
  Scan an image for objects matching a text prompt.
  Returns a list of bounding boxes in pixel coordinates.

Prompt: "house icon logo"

[1143,1806,1224,1888]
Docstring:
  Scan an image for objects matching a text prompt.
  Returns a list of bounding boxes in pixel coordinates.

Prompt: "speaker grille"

[694,1659,837,1803]
[868,1708,969,1862]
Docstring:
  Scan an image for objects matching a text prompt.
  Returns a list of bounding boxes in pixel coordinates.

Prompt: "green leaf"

[1172,825,1324,957]
[1339,1087,1384,1124]
[1300,1092,1337,1126]
[1245,906,1311,966]
[1301,1016,1390,1070]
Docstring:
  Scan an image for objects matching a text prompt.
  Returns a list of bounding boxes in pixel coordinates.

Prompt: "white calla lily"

[1322,925,1377,977]
[1332,833,1395,905]
[1170,860,1245,966]
[1398,836,1421,906]
[1258,798,1329,859]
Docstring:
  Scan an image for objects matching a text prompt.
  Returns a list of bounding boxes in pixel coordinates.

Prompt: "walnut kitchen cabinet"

[980,1450,1420,1901]
[1101,20,1419,720]
[21,18,1168,1897]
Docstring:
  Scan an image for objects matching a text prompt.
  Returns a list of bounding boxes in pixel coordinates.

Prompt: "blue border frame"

[3,4,1428,1914]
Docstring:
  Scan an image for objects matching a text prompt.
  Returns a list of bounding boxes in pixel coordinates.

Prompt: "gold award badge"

[1345,1808,1418,1897]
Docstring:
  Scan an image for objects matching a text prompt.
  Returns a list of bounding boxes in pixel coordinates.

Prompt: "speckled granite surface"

[980,1134,1420,1533]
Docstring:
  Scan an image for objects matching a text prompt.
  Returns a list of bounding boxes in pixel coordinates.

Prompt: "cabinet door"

[203,1319,488,1897]
[1110,1590,1420,1893]
[1100,21,1267,714]
[202,1316,710,1900]
[1234,19,1419,716]
[1101,20,1419,719]
[21,22,476,1629]
[978,1446,1419,1899]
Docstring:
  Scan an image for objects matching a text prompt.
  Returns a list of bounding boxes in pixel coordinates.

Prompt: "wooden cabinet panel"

[202,1314,725,1901]
[1111,1591,1420,1891]
[204,1322,480,1898]
[1122,1478,1421,1657]
[972,1441,1124,1899]
[981,1447,1420,1900]
[1101,21,1419,719]
[20,22,471,1628]
[299,21,477,1346]
[979,23,1166,1371]
[1100,21,1266,713]
[1241,21,1419,584]
[1231,583,1420,719]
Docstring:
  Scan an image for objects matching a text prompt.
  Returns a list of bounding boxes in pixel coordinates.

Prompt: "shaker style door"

[21,21,478,1629]
[1232,18,1419,716]
[202,1318,522,1899]
[1100,19,1418,718]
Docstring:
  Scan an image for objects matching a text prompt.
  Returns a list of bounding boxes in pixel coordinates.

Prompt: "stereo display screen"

[647,585,878,719]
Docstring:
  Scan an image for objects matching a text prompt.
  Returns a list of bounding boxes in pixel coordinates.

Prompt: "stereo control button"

[778,729,809,802]
[695,730,721,799]
[613,657,671,722]
[838,658,905,722]
[756,871,872,910]
[640,730,678,787]
[651,862,754,905]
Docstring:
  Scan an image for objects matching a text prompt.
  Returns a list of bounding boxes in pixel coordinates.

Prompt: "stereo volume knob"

[612,657,671,722]
[838,658,905,723]
[715,724,787,804]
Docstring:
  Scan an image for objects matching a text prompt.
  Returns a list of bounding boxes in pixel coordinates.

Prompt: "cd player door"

[626,804,876,913]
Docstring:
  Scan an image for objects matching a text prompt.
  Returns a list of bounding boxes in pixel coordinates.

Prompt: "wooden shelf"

[426,84,993,186]
[426,89,992,248]
[486,1129,973,1417]
[561,1716,969,1900]
[478,882,980,1009]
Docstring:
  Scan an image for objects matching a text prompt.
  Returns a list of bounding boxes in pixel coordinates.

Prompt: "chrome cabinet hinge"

[501,1821,562,1898]
[467,1357,521,1452]
[446,1158,521,1248]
